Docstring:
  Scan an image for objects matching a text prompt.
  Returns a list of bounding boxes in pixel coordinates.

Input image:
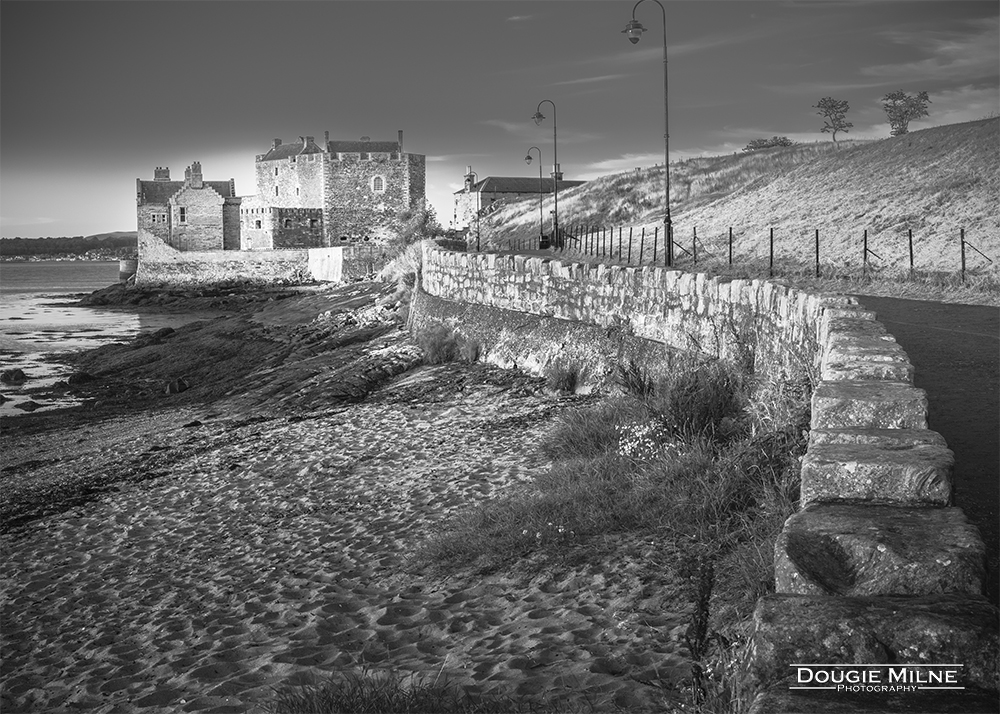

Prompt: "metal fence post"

[815,228,820,278]
[961,228,966,283]
[908,229,914,275]
[639,227,646,265]
[693,226,697,264]
[728,227,733,267]
[769,227,774,277]
[863,229,868,278]
[628,227,634,264]
[653,227,659,264]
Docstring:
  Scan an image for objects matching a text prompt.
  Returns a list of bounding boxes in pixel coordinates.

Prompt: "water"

[0,261,202,416]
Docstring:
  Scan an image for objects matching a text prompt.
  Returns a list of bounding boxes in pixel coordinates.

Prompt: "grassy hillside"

[482,119,999,276]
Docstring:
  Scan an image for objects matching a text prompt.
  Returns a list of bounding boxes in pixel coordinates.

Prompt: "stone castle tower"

[239,130,426,250]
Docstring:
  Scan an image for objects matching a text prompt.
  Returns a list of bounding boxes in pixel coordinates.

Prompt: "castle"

[136,131,425,253]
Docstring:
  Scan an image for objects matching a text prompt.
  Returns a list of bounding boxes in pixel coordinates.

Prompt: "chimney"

[324,130,330,150]
[398,130,403,153]
[188,161,203,189]
[272,138,282,150]
[464,165,474,191]
[153,166,170,181]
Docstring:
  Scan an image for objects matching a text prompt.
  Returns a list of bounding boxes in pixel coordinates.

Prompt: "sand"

[2,359,694,713]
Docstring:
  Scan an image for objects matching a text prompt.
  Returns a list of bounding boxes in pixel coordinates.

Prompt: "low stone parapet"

[775,504,986,596]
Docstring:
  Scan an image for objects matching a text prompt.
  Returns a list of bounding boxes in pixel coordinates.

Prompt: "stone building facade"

[136,163,241,252]
[453,171,585,230]
[137,130,425,256]
[240,130,425,249]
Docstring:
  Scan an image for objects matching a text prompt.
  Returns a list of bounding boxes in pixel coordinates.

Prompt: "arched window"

[372,176,385,193]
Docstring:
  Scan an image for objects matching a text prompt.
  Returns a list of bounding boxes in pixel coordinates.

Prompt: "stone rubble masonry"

[135,234,378,286]
[417,245,998,711]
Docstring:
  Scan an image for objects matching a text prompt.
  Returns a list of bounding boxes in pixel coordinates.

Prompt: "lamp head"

[622,19,645,44]
[524,154,533,165]
[532,111,546,125]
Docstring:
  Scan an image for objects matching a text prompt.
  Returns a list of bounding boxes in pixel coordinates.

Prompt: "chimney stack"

[398,130,403,153]
[324,130,330,149]
[187,161,203,189]
[153,166,170,181]
[272,138,282,150]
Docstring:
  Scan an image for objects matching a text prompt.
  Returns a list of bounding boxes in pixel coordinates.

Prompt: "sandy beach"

[1,282,694,713]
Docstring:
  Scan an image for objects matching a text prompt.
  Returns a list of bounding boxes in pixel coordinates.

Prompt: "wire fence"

[465,224,996,283]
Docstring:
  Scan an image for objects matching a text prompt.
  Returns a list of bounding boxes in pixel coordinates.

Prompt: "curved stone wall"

[418,245,998,710]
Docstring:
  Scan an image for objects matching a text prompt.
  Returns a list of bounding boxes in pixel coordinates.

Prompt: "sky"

[1,0,997,238]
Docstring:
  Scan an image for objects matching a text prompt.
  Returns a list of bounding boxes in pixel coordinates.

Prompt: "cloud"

[507,15,532,22]
[862,17,999,83]
[551,74,627,87]
[426,154,491,163]
[480,119,601,144]
[576,152,664,180]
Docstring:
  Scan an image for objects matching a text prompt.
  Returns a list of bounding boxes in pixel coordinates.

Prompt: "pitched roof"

[455,177,587,195]
[137,181,234,205]
[258,139,326,162]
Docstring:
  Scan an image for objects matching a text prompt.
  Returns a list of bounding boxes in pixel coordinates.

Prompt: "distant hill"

[483,119,999,274]
[0,231,137,258]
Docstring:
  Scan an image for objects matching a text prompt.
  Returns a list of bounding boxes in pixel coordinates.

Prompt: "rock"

[67,371,97,385]
[800,441,953,506]
[14,400,44,412]
[1,368,28,385]
[752,593,999,691]
[165,378,189,395]
[811,381,928,430]
[775,504,986,596]
[182,420,202,428]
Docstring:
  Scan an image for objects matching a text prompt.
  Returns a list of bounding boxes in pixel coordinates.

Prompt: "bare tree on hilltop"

[882,90,931,136]
[814,97,853,142]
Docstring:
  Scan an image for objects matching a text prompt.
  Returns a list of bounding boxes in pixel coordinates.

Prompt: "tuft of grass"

[543,360,582,393]
[413,324,479,365]
[265,667,580,714]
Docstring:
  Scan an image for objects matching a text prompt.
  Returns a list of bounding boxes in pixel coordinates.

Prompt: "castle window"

[296,188,299,196]
[371,176,385,193]
[275,186,279,196]
[255,220,262,229]
[284,219,292,228]
[178,207,187,224]
[275,167,279,176]
[309,218,318,230]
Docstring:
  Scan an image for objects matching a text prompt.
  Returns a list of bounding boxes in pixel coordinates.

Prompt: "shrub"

[742,136,795,152]
[543,360,581,393]
[413,324,478,365]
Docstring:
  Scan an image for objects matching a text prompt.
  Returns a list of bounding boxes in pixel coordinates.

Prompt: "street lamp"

[464,167,480,251]
[622,0,673,266]
[524,147,545,249]
[532,99,560,246]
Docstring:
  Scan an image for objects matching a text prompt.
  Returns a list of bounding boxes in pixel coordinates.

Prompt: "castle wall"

[255,153,324,208]
[135,234,349,286]
[222,198,242,250]
[273,208,325,249]
[321,152,417,242]
[169,185,225,251]
[239,196,274,250]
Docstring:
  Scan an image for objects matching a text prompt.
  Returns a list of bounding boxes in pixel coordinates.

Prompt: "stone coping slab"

[775,504,986,597]
[808,428,947,449]
[812,381,928,430]
[749,684,1000,714]
[801,441,953,507]
[752,593,999,691]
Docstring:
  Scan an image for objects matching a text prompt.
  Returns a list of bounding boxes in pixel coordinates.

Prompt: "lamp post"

[622,0,672,267]
[524,146,544,249]
[464,168,480,251]
[531,100,560,245]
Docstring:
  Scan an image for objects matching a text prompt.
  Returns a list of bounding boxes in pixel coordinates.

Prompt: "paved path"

[854,296,999,602]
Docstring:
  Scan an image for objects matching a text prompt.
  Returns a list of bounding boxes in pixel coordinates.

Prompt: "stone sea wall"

[135,236,380,287]
[417,245,998,711]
